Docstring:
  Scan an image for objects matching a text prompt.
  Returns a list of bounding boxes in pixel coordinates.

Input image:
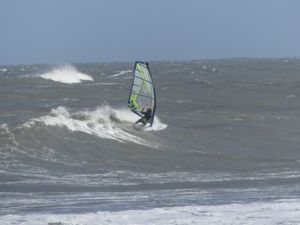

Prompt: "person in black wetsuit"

[135,108,153,126]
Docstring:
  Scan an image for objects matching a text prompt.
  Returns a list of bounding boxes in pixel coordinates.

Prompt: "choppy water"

[1,59,300,224]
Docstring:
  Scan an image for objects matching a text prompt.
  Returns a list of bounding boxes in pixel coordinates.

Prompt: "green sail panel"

[128,61,156,125]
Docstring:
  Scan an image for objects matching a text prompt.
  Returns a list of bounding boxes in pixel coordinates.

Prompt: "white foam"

[194,78,211,85]
[286,94,296,99]
[113,108,167,132]
[176,99,192,104]
[0,124,18,146]
[144,117,167,131]
[0,68,7,72]
[39,65,94,84]
[110,70,132,77]
[23,105,167,146]
[1,199,300,225]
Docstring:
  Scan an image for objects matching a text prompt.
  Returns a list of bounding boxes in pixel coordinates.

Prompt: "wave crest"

[39,65,94,84]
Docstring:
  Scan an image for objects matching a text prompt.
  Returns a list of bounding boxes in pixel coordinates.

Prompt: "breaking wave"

[22,105,167,147]
[39,65,94,84]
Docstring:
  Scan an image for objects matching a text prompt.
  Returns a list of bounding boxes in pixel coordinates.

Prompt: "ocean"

[1,59,300,224]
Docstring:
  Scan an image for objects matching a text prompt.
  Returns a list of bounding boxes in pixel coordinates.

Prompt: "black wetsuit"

[135,109,153,126]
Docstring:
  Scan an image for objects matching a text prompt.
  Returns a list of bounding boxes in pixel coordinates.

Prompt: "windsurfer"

[135,108,153,126]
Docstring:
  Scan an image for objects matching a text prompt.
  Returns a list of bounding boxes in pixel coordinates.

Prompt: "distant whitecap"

[39,65,94,84]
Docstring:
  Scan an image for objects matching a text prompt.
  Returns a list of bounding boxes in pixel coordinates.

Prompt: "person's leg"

[141,119,148,127]
[135,118,143,125]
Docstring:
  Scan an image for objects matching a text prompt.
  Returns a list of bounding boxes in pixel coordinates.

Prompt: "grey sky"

[1,0,300,65]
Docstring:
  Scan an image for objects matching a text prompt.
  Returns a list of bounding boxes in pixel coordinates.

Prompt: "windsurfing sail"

[128,61,156,126]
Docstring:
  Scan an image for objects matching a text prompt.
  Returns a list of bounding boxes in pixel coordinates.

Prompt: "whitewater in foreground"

[2,199,300,225]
